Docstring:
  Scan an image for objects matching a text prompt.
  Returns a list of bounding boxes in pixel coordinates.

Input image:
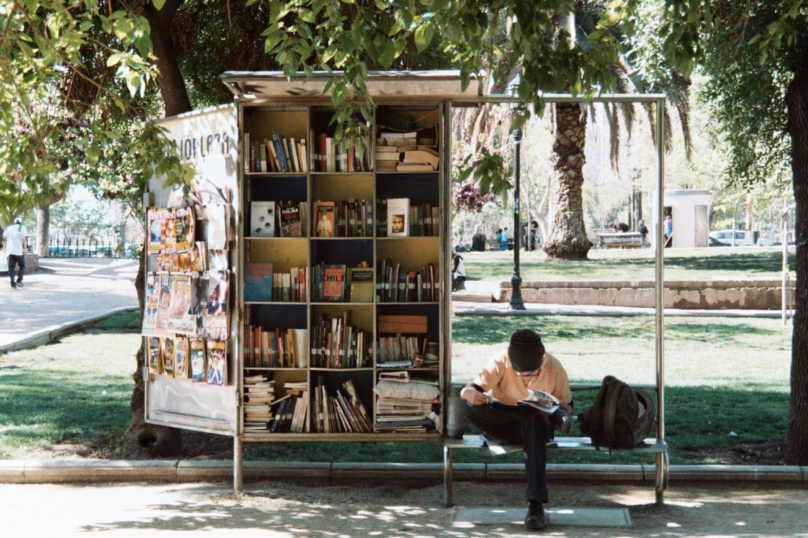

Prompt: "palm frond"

[671,70,692,159]
[609,103,621,173]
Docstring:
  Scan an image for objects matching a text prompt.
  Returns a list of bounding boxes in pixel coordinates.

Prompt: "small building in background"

[650,189,712,248]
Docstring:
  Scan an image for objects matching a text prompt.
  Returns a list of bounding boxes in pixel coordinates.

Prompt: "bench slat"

[446,435,667,454]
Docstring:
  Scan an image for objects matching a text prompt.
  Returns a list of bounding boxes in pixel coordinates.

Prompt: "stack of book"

[243,374,276,432]
[269,383,309,433]
[374,146,400,170]
[312,131,370,172]
[376,260,440,302]
[374,372,438,432]
[312,200,373,237]
[313,377,372,433]
[397,146,439,172]
[311,313,371,368]
[244,133,308,173]
[243,326,308,368]
[377,335,426,367]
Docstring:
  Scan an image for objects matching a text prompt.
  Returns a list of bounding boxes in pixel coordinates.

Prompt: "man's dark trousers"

[465,401,554,503]
[8,254,25,285]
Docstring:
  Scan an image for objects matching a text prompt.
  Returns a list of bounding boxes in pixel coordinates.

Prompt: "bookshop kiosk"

[143,71,669,504]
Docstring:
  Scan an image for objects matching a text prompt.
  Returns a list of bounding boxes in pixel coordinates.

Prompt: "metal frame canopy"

[221,70,667,500]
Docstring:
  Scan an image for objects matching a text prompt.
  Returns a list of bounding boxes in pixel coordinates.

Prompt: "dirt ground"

[3,479,807,537]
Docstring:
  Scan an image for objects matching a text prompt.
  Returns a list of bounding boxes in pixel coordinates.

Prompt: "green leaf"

[107,54,122,67]
[414,24,435,52]
[153,0,166,10]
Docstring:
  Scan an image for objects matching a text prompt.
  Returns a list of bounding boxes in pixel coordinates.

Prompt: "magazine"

[147,209,166,255]
[174,206,195,253]
[141,273,159,336]
[174,337,189,379]
[207,203,228,249]
[168,274,196,335]
[147,337,161,374]
[205,274,229,340]
[189,337,206,382]
[155,274,173,334]
[161,338,175,378]
[163,211,177,253]
[206,340,227,386]
[515,389,560,415]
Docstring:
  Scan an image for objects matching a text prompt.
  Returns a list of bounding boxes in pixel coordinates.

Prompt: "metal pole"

[509,125,526,310]
[654,97,666,506]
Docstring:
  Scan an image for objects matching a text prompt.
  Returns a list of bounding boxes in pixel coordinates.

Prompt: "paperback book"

[244,262,274,302]
[250,201,276,237]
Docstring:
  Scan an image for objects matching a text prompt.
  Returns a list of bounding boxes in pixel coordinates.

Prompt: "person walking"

[2,218,28,289]
[501,227,510,251]
[664,215,673,248]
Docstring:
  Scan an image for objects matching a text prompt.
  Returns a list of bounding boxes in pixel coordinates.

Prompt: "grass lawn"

[1,311,792,465]
[461,247,797,282]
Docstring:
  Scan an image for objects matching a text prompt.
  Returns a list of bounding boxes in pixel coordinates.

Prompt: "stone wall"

[498,279,795,310]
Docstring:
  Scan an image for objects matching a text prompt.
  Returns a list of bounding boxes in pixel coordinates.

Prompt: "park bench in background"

[443,382,669,507]
[597,232,644,249]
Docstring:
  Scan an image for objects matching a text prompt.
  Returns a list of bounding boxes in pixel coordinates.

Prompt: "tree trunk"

[121,0,190,457]
[543,103,592,260]
[785,56,808,465]
[143,0,191,117]
[35,205,49,257]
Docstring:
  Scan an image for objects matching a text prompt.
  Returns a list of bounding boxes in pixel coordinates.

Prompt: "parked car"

[708,236,730,247]
[709,229,748,246]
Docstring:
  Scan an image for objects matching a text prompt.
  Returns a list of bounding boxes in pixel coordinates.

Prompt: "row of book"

[375,145,439,172]
[311,263,374,303]
[376,335,438,367]
[243,375,276,431]
[311,313,372,369]
[376,260,440,303]
[146,336,227,386]
[313,377,372,433]
[268,383,309,433]
[312,199,373,238]
[312,132,371,172]
[376,199,439,237]
[243,326,308,368]
[374,371,439,432]
[244,262,307,303]
[245,133,309,173]
[249,201,308,238]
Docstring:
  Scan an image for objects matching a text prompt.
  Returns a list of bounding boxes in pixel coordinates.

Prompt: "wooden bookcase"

[240,104,446,441]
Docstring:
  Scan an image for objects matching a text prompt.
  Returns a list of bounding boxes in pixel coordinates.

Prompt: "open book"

[516,389,560,415]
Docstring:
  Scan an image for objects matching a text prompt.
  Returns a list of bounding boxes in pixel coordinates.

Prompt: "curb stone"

[0,306,138,355]
[1,461,806,485]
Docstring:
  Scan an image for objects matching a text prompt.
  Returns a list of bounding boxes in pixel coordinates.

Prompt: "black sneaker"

[10,283,16,289]
[525,501,546,530]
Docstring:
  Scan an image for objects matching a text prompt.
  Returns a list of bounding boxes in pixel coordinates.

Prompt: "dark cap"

[508,329,545,372]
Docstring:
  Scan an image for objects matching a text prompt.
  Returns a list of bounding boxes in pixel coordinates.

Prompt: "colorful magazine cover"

[205,274,229,340]
[206,339,227,386]
[168,274,196,335]
[147,209,168,255]
[161,338,175,377]
[155,274,173,334]
[189,337,206,382]
[141,273,159,336]
[174,206,195,253]
[163,211,177,253]
[147,337,161,374]
[174,337,189,378]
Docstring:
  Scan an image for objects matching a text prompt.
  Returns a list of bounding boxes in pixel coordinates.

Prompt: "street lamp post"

[509,124,526,311]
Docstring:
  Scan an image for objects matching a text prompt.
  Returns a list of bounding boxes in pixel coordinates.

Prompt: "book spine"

[272,134,289,172]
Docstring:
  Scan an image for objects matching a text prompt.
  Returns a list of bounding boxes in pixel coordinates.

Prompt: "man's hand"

[460,384,492,405]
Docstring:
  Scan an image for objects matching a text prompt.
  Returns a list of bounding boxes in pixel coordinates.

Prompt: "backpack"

[578,376,656,449]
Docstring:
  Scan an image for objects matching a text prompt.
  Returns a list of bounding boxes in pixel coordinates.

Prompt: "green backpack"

[578,376,656,449]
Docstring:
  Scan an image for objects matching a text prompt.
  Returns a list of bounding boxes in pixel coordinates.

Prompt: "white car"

[708,229,748,246]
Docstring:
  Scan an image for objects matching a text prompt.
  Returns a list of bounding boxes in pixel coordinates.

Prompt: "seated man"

[461,329,573,530]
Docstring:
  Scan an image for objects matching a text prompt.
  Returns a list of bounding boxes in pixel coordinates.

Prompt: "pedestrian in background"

[2,218,28,289]
[501,227,510,251]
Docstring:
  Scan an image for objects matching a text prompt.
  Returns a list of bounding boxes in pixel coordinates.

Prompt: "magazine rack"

[144,73,668,502]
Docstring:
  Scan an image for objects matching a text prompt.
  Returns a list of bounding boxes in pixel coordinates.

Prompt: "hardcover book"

[250,201,276,237]
[244,262,274,302]
[349,267,374,303]
[279,203,302,237]
[387,198,410,237]
[313,201,336,238]
[206,339,227,386]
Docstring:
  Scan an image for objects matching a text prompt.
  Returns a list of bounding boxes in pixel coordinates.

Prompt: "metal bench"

[597,232,643,249]
[443,383,669,507]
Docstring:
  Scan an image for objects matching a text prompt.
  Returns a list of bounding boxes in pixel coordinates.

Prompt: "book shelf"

[240,103,446,441]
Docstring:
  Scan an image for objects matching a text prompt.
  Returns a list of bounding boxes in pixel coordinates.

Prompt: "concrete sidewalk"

[0,258,139,351]
[2,479,807,537]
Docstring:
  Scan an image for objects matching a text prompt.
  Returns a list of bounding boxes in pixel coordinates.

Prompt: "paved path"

[0,258,139,349]
[2,480,806,537]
